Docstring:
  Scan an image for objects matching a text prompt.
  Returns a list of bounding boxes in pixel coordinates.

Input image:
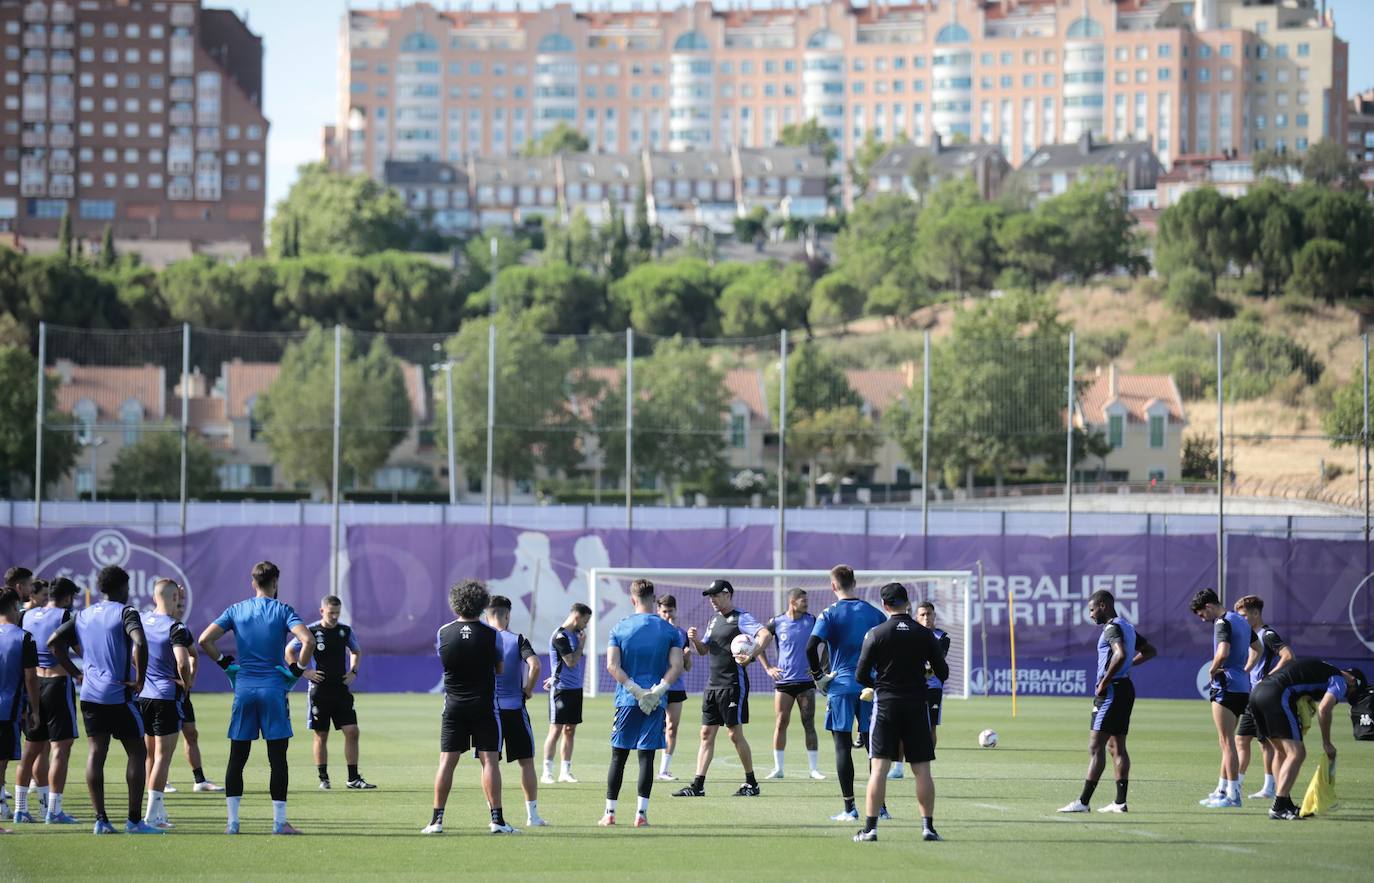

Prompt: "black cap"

[703,579,734,597]
[879,582,909,607]
[1348,667,1368,695]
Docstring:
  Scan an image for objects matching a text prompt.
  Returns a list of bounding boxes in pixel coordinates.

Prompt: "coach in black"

[286,595,374,791]
[853,582,948,843]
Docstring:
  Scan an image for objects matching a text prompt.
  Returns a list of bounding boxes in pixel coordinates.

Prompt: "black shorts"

[549,689,583,726]
[868,693,935,764]
[441,698,501,754]
[1236,709,1262,739]
[1210,687,1250,718]
[81,699,145,741]
[666,690,688,705]
[1090,678,1135,735]
[775,681,814,699]
[26,675,79,742]
[702,685,748,728]
[1,717,19,761]
[1249,680,1302,743]
[308,683,358,732]
[177,688,196,725]
[138,697,183,737]
[498,707,535,762]
[926,687,945,727]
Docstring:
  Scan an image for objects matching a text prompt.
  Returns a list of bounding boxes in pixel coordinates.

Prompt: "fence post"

[1065,331,1075,544]
[624,327,634,553]
[776,329,787,569]
[1364,333,1370,546]
[444,364,457,505]
[1216,331,1225,602]
[330,324,342,598]
[921,329,930,539]
[485,321,496,531]
[34,321,45,527]
[179,322,190,533]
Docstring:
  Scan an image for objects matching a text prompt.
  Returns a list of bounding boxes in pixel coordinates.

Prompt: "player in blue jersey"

[13,577,80,824]
[601,579,684,827]
[1189,587,1252,808]
[0,588,41,835]
[198,561,316,835]
[1058,589,1155,814]
[48,565,161,834]
[542,602,591,785]
[806,565,886,822]
[138,579,195,829]
[654,595,692,781]
[1233,594,1293,800]
[754,588,823,780]
[485,594,546,827]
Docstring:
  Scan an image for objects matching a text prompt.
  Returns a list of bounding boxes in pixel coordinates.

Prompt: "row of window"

[0,20,173,39]
[7,172,260,194]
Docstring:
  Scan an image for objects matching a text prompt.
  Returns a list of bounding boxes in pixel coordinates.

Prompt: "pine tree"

[57,207,73,260]
[98,224,117,269]
[633,183,652,252]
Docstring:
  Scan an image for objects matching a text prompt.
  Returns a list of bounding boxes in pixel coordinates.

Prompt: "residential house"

[50,359,168,498]
[736,146,829,220]
[1016,132,1162,201]
[469,155,558,228]
[556,152,638,226]
[384,159,472,234]
[867,135,1011,202]
[1072,365,1187,483]
[645,148,737,239]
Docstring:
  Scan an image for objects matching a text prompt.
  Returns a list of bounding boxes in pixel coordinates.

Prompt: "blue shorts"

[826,691,872,734]
[611,704,666,751]
[228,684,293,742]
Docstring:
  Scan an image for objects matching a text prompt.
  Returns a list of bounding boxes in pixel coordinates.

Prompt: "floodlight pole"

[485,321,496,532]
[1216,332,1224,603]
[179,322,190,533]
[921,330,930,545]
[625,328,634,557]
[331,324,343,598]
[444,363,457,505]
[34,321,45,527]
[776,329,788,570]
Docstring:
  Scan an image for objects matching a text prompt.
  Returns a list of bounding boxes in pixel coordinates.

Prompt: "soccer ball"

[978,729,999,748]
[730,633,756,657]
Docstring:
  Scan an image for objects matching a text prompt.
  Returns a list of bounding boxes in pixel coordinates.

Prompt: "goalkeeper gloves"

[216,655,239,687]
[215,654,236,670]
[640,680,671,715]
[277,664,304,686]
[624,681,648,701]
[859,687,875,703]
[815,671,836,695]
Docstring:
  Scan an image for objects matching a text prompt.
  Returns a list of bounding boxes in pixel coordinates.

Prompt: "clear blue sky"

[222,0,1374,215]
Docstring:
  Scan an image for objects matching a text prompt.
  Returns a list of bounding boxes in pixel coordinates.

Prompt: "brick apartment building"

[0,0,270,254]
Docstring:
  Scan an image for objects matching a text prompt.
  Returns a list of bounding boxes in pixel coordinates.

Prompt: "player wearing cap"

[853,582,948,843]
[1189,588,1252,808]
[754,588,823,780]
[138,578,195,829]
[1057,589,1156,815]
[1247,658,1365,820]
[600,579,684,827]
[654,595,692,781]
[807,565,886,822]
[0,587,40,835]
[542,603,592,785]
[198,561,317,835]
[672,578,766,798]
[1233,594,1293,801]
[286,595,374,791]
[485,594,545,828]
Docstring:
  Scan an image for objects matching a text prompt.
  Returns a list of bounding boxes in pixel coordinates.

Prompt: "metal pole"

[921,330,930,537]
[1216,331,1224,601]
[587,568,599,699]
[489,236,499,313]
[1065,332,1075,539]
[179,322,190,533]
[485,321,496,529]
[1364,333,1370,544]
[331,325,342,598]
[34,321,45,526]
[625,328,634,538]
[444,365,457,505]
[776,329,788,569]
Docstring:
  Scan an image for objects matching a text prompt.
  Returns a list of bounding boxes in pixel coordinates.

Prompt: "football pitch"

[3,693,1369,882]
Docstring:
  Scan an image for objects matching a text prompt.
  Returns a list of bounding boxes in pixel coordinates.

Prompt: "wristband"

[216,654,236,670]
[288,662,305,678]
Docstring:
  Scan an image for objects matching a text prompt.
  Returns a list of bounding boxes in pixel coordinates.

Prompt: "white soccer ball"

[978,729,999,748]
[730,633,755,657]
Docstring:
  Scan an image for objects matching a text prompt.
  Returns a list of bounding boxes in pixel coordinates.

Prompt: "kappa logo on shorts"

[728,702,737,708]
[1361,713,1373,727]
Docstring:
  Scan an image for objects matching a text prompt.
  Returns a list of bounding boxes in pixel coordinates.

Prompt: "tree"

[0,346,79,496]
[98,224,117,269]
[850,131,907,193]
[1155,187,1244,285]
[161,256,279,331]
[15,256,127,332]
[732,206,769,244]
[523,121,589,156]
[108,429,219,500]
[1286,238,1352,305]
[603,206,630,280]
[487,261,610,334]
[544,209,601,272]
[632,183,654,254]
[777,118,838,165]
[1322,370,1367,448]
[434,313,588,500]
[914,176,1005,294]
[610,259,721,338]
[996,210,1066,290]
[1035,169,1142,281]
[772,343,873,506]
[715,261,811,338]
[268,163,415,258]
[1236,181,1300,297]
[833,192,926,322]
[256,327,409,497]
[1251,148,1295,179]
[1181,433,1218,481]
[1166,267,1229,319]
[57,208,73,261]
[1299,138,1360,188]
[807,273,865,331]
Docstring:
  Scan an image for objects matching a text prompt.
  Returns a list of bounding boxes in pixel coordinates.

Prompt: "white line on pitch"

[972,803,1009,812]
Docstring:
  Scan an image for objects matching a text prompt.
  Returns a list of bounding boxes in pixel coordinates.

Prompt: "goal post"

[586,568,976,700]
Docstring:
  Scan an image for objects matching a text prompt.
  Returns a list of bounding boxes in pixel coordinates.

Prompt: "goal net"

[585,568,976,700]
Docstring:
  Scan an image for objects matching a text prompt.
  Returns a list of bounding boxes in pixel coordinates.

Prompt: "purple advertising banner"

[3,523,1368,700]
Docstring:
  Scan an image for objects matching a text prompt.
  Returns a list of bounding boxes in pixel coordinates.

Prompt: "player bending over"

[600,578,685,827]
[673,579,765,798]
[424,579,516,835]
[486,594,546,827]
[807,565,886,822]
[1233,594,1293,800]
[1058,589,1155,814]
[542,603,591,784]
[286,595,374,791]
[1189,588,1251,808]
[139,579,195,829]
[0,587,40,835]
[654,595,691,781]
[199,560,317,835]
[13,577,80,824]
[754,588,824,780]
[853,583,948,843]
[1248,658,1365,820]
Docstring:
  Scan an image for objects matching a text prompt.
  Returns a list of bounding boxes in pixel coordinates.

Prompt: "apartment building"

[0,0,269,252]
[1349,88,1374,168]
[331,1,1347,180]
[867,133,1011,200]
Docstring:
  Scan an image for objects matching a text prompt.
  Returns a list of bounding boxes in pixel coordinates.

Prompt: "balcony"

[23,31,48,50]
[50,31,74,49]
[23,54,47,74]
[170,80,194,101]
[169,106,194,126]
[50,55,73,74]
[49,155,74,173]
[48,177,73,198]
[48,106,72,123]
[50,3,74,24]
[23,3,46,24]
[22,105,47,123]
[20,180,46,197]
[168,182,193,201]
[195,130,220,151]
[49,129,73,148]
[22,129,46,148]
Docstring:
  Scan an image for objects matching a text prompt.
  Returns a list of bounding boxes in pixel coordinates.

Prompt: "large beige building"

[331,0,1347,178]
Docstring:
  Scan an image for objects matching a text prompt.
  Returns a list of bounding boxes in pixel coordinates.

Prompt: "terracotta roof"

[1077,369,1186,425]
[168,397,228,426]
[220,359,428,422]
[52,361,167,423]
[724,368,770,423]
[845,369,911,415]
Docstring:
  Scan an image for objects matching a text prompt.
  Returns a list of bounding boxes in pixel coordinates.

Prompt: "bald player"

[139,578,195,829]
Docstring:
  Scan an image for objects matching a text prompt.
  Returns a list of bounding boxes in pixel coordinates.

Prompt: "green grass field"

[3,693,1369,881]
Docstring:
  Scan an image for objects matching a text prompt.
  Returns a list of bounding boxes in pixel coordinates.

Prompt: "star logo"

[87,529,132,569]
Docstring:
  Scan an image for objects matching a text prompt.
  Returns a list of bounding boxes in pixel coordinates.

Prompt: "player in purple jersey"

[0,588,41,835]
[542,602,591,785]
[654,595,692,781]
[754,588,823,780]
[14,577,80,824]
[1233,594,1293,801]
[138,579,195,829]
[485,594,545,827]
[1190,587,1252,808]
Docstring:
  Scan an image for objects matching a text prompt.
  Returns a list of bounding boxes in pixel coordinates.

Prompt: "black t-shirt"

[304,621,357,685]
[436,618,500,707]
[856,614,949,699]
[702,608,762,690]
[1268,658,1345,699]
[1249,626,1288,680]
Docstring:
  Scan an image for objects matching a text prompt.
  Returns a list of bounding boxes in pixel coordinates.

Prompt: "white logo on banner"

[36,528,194,618]
[1350,573,1374,654]
[1196,661,1214,699]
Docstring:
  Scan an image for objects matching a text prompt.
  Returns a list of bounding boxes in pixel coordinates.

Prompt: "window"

[1149,415,1165,449]
[1108,414,1124,449]
[120,399,143,445]
[79,199,114,219]
[1220,44,1233,58]
[730,413,746,448]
